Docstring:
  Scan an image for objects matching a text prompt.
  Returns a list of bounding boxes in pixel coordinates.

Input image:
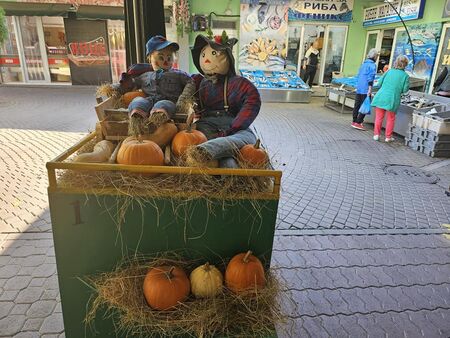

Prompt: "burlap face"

[149,47,174,71]
[199,45,230,75]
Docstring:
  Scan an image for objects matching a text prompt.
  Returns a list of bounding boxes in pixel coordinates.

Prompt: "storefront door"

[363,29,395,72]
[16,16,51,83]
[364,30,381,61]
[293,24,348,85]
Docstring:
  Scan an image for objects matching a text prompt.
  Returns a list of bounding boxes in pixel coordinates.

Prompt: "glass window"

[0,16,23,83]
[323,26,347,83]
[42,16,71,83]
[107,20,126,83]
[18,16,46,81]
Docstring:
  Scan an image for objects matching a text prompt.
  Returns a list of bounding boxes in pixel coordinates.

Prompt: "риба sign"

[289,0,353,22]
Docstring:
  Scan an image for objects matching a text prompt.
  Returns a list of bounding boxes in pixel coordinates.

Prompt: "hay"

[147,111,170,132]
[128,115,147,137]
[85,253,289,338]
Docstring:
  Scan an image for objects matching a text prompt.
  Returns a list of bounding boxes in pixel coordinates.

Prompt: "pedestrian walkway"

[0,86,449,337]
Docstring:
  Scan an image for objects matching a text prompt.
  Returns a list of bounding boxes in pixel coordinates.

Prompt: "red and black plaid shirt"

[192,74,261,136]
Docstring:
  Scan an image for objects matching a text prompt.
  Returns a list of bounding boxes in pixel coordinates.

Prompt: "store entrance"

[363,29,395,72]
[286,23,348,85]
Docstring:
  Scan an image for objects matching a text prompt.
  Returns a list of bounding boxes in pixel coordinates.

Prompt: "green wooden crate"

[47,132,281,338]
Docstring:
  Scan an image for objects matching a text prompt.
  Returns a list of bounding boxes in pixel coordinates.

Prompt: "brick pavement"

[0,86,449,337]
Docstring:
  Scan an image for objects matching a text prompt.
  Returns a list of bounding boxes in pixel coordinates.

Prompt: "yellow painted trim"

[46,131,283,199]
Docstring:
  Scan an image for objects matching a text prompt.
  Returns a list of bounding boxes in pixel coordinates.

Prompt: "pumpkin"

[73,140,115,163]
[143,266,190,310]
[123,122,178,148]
[122,91,146,106]
[239,139,269,168]
[225,250,266,294]
[190,262,223,298]
[117,138,164,167]
[171,124,207,157]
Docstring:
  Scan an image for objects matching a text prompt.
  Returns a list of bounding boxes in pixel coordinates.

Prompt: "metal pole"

[384,0,416,69]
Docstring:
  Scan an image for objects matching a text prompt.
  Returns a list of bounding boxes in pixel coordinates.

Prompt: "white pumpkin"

[189,262,223,298]
[73,140,115,163]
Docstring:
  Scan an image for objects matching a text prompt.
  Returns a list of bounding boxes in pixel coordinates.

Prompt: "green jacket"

[371,69,410,113]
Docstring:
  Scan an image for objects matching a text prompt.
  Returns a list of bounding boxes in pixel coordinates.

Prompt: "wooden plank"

[94,96,115,121]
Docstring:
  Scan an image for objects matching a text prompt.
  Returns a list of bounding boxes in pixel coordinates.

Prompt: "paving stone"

[0,290,20,301]
[10,303,31,315]
[40,313,64,335]
[32,264,56,278]
[0,264,20,278]
[3,276,32,291]
[13,333,38,338]
[16,287,44,304]
[0,314,26,336]
[27,300,57,318]
[22,317,44,332]
[0,301,14,319]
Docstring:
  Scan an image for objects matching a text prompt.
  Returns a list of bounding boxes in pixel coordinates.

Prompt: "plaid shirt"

[192,74,261,136]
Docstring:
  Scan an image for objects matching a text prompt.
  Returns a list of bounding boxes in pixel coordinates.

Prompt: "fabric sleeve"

[304,49,311,63]
[402,75,410,94]
[225,78,261,136]
[368,64,376,86]
[377,71,387,87]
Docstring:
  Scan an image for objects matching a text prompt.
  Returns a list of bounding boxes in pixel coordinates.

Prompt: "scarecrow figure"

[112,35,195,135]
[188,32,261,168]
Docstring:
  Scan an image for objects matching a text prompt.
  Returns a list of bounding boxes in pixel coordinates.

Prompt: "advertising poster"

[64,18,112,85]
[289,0,353,22]
[239,2,289,71]
[391,23,442,91]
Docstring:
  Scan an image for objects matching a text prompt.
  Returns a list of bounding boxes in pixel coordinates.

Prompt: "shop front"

[0,0,126,85]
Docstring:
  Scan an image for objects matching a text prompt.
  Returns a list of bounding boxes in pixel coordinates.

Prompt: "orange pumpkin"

[239,139,269,168]
[225,250,266,294]
[171,124,207,157]
[143,266,190,310]
[122,91,146,106]
[117,138,164,166]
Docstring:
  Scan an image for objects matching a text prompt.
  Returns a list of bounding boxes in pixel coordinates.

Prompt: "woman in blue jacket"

[371,55,410,142]
[351,48,379,130]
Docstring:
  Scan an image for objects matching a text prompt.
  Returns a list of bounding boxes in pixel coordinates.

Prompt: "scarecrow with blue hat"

[111,35,196,135]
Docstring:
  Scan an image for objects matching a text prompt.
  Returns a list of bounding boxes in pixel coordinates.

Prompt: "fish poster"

[239,2,289,71]
[391,23,442,91]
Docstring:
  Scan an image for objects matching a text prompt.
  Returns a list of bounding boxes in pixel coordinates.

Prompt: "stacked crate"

[405,110,450,158]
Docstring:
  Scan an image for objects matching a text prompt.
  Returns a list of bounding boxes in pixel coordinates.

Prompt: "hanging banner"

[391,22,441,91]
[288,0,353,22]
[444,0,450,18]
[64,18,112,85]
[239,2,289,71]
[363,0,426,27]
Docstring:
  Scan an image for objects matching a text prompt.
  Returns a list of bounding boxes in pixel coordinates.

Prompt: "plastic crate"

[412,110,450,135]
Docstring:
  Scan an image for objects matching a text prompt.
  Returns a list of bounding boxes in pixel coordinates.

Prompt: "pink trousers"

[374,107,396,138]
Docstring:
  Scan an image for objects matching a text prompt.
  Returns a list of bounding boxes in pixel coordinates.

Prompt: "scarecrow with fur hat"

[111,35,195,134]
[188,31,261,168]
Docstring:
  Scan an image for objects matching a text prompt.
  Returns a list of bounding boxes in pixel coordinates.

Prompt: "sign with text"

[64,18,111,85]
[434,26,450,87]
[363,0,425,27]
[288,0,353,22]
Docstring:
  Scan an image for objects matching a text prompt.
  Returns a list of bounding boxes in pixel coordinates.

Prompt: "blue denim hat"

[146,35,179,56]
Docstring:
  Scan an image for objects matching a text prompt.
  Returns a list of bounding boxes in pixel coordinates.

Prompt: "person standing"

[371,55,410,142]
[301,40,320,88]
[351,48,378,130]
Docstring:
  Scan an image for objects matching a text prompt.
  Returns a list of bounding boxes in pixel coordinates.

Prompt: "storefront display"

[392,23,442,91]
[240,69,309,89]
[239,1,288,71]
[0,16,22,82]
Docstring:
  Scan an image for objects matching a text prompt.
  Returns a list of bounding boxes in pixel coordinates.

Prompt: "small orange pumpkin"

[122,90,146,106]
[143,266,190,310]
[171,124,207,157]
[117,138,164,166]
[225,250,266,294]
[239,139,269,168]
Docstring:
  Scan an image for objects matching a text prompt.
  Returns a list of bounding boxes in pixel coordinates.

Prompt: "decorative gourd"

[239,139,269,168]
[73,140,114,163]
[122,91,146,106]
[143,266,190,310]
[190,262,223,298]
[225,250,266,294]
[171,124,207,157]
[117,138,164,166]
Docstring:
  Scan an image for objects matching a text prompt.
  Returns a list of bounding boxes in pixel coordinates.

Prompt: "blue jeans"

[128,97,175,118]
[197,129,257,168]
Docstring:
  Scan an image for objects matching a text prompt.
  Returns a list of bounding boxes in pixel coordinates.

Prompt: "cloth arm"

[224,80,261,136]
[367,64,376,87]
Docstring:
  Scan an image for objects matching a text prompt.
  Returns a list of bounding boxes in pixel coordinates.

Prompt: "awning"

[0,2,124,20]
[0,2,71,17]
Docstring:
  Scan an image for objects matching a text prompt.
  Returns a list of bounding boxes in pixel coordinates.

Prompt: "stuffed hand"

[176,80,196,116]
